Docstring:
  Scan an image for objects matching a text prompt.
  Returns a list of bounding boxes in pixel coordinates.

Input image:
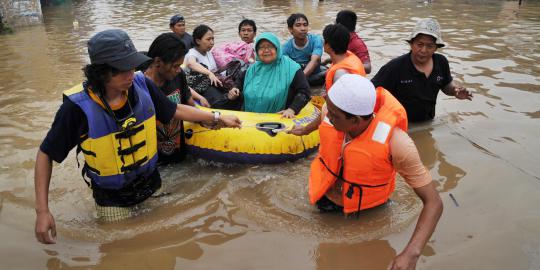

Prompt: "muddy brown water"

[1,0,539,269]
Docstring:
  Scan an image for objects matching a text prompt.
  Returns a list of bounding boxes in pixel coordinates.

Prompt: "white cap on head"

[406,18,446,47]
[328,74,376,116]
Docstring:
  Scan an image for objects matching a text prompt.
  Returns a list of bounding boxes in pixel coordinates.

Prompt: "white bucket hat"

[328,74,376,116]
[406,18,446,48]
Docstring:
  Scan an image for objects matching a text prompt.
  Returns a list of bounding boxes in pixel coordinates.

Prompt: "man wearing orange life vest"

[311,74,443,270]
[289,24,365,136]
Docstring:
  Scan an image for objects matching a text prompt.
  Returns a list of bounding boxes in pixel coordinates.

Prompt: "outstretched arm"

[442,81,473,100]
[173,104,241,128]
[34,150,57,244]
[388,129,443,269]
[388,182,443,270]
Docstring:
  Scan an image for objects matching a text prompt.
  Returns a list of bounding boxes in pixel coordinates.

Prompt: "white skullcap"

[328,74,376,116]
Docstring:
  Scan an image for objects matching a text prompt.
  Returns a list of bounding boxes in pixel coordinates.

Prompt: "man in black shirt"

[35,29,241,244]
[372,18,472,122]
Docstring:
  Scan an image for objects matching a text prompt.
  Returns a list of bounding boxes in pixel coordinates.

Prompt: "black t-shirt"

[40,77,177,163]
[160,69,192,104]
[372,52,452,122]
[156,70,192,164]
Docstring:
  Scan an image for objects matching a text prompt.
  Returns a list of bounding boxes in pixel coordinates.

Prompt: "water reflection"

[315,240,396,270]
[409,126,466,192]
[1,0,540,269]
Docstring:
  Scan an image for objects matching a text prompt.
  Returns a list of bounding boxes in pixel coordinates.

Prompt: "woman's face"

[196,30,215,52]
[257,40,277,64]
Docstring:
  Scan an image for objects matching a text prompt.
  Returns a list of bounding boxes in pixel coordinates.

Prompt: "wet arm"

[185,56,212,75]
[442,80,458,96]
[303,54,321,77]
[189,88,209,107]
[34,150,57,244]
[442,81,473,100]
[389,129,443,269]
[363,60,371,75]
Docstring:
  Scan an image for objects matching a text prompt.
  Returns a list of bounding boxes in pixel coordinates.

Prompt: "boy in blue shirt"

[282,13,327,87]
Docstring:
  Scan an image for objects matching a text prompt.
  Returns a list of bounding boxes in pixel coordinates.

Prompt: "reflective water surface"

[1,0,539,269]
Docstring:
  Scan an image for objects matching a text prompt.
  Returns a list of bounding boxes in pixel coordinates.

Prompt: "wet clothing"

[243,32,310,114]
[310,87,411,214]
[348,32,371,65]
[65,75,158,191]
[372,52,453,122]
[324,128,432,208]
[156,70,192,164]
[40,77,176,206]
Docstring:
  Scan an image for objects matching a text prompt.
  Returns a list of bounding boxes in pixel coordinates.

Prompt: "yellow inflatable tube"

[183,102,320,164]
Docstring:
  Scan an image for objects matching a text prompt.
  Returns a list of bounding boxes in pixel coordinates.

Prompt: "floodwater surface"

[0,0,539,269]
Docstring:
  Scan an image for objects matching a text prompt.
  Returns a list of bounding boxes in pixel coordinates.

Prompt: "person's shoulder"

[186,48,199,56]
[60,94,82,111]
[383,52,410,68]
[282,38,294,47]
[309,33,322,41]
[433,53,450,64]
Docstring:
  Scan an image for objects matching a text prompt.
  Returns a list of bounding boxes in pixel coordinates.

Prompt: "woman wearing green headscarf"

[241,32,310,117]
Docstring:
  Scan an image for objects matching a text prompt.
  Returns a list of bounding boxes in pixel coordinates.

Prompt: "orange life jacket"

[325,51,366,91]
[309,87,408,214]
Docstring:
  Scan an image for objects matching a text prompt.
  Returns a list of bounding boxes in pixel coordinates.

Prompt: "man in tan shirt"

[308,74,443,270]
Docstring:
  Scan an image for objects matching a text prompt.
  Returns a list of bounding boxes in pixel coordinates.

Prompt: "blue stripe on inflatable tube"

[186,145,318,164]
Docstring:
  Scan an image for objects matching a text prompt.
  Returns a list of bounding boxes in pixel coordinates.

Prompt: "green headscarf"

[243,32,301,113]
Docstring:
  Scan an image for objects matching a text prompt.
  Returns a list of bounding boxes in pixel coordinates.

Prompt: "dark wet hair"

[322,24,350,54]
[83,63,120,96]
[192,24,214,47]
[336,10,357,32]
[287,13,308,28]
[238,19,256,33]
[147,32,187,64]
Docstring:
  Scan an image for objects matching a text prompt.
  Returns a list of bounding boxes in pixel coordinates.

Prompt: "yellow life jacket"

[63,75,158,190]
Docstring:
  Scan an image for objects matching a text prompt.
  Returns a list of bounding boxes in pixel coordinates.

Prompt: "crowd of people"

[34,10,474,270]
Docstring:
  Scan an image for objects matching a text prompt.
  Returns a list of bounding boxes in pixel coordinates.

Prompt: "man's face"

[171,21,186,36]
[159,57,184,81]
[410,34,437,64]
[107,69,135,92]
[288,17,308,40]
[239,25,256,43]
[325,97,357,132]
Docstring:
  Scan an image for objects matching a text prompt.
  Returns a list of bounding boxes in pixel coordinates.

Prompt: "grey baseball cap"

[87,29,151,70]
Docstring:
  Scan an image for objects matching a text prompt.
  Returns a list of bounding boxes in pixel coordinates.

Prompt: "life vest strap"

[319,157,388,216]
[121,156,148,172]
[84,162,101,175]
[115,125,144,139]
[318,157,388,188]
[117,141,146,156]
[78,145,96,157]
